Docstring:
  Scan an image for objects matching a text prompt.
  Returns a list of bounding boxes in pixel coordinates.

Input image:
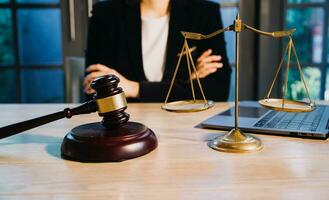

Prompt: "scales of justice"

[161,14,315,153]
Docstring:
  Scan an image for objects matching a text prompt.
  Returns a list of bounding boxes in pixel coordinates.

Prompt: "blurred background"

[0,0,328,103]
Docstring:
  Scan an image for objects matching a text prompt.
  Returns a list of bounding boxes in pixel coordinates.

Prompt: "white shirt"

[141,15,169,82]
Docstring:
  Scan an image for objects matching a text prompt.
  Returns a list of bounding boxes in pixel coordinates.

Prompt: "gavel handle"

[0,101,97,139]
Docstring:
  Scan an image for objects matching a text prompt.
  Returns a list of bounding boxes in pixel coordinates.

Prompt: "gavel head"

[90,74,130,129]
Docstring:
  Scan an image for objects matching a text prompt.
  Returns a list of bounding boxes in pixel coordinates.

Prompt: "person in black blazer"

[84,0,231,102]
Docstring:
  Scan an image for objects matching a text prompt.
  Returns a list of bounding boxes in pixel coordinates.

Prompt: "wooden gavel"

[0,75,157,162]
[0,74,128,139]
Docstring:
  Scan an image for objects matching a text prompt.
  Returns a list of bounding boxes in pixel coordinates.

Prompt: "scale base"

[259,98,315,112]
[61,122,157,162]
[161,100,214,112]
[208,129,263,153]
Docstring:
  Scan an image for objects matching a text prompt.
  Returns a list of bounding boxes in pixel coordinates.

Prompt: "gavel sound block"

[0,75,158,162]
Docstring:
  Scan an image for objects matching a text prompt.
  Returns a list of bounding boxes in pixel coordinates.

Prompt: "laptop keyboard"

[253,106,325,131]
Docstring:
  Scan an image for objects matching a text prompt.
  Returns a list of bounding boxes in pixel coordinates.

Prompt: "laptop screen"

[220,106,268,118]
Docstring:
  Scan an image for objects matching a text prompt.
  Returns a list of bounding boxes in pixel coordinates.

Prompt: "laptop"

[201,101,329,139]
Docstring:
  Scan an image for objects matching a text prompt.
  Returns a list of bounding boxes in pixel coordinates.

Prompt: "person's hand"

[191,49,223,79]
[83,64,140,98]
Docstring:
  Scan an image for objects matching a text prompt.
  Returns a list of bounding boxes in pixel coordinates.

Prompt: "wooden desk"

[0,103,329,200]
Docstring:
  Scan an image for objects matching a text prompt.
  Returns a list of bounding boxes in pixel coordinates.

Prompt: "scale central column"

[234,14,240,130]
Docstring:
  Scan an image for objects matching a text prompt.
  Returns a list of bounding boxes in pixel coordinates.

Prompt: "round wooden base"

[61,122,157,162]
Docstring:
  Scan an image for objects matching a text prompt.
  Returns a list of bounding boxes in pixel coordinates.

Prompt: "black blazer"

[86,0,231,102]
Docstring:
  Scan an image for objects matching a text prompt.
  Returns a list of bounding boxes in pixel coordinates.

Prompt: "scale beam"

[244,24,296,38]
